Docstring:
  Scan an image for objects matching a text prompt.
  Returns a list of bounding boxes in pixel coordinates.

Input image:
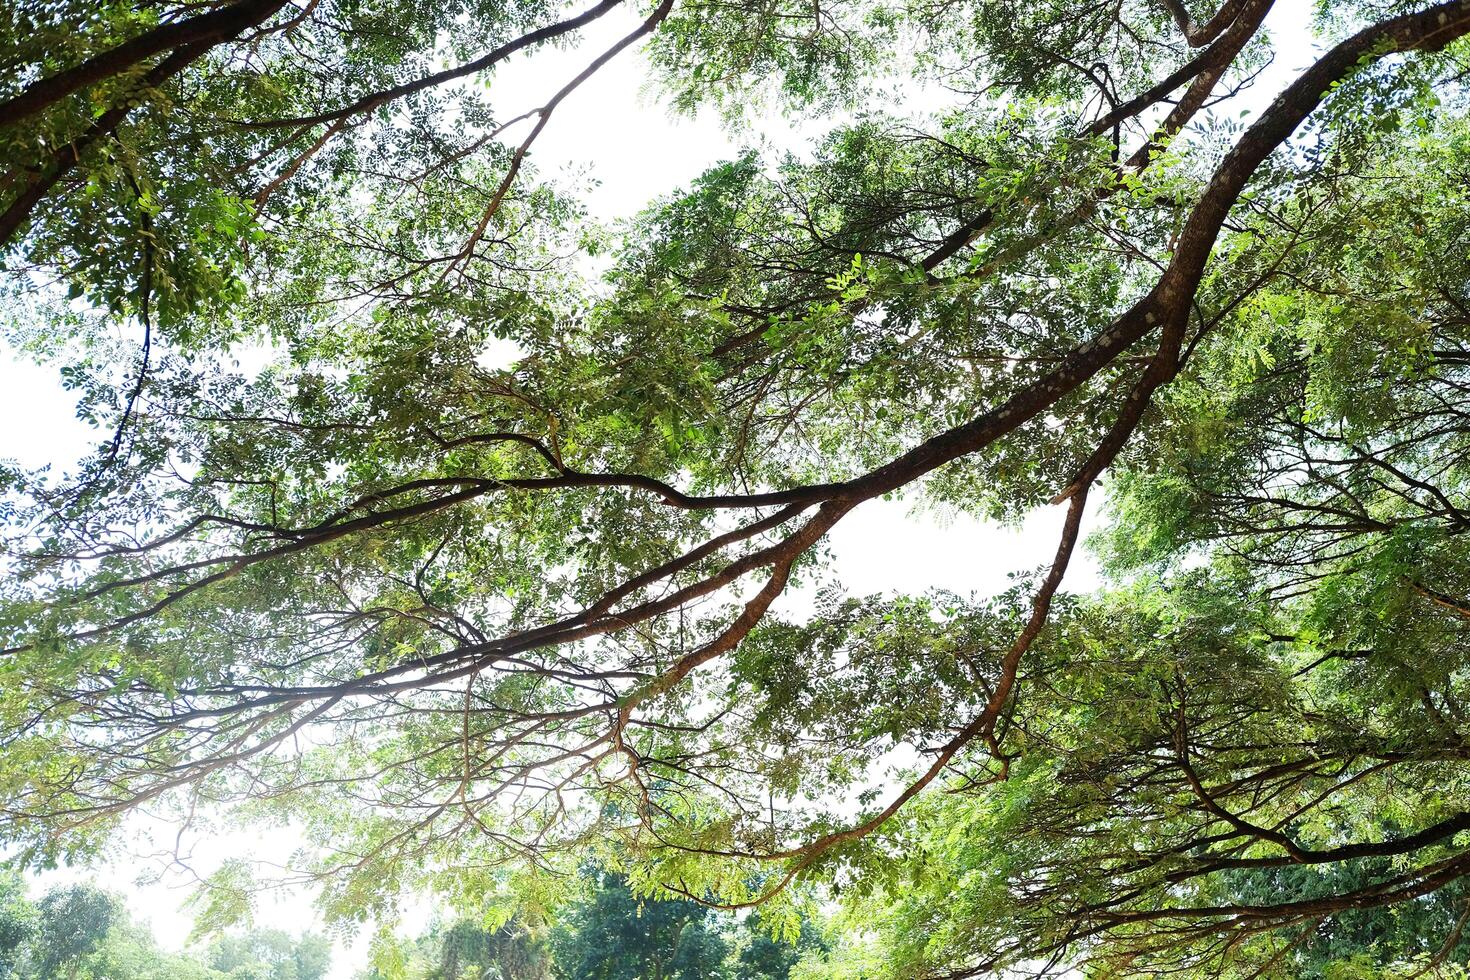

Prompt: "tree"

[7,0,1470,976]
[363,918,553,980]
[0,873,37,979]
[369,873,819,979]
[434,920,551,980]
[731,910,822,980]
[549,871,729,980]
[208,929,333,980]
[24,885,118,979]
[65,921,223,980]
[0,880,332,980]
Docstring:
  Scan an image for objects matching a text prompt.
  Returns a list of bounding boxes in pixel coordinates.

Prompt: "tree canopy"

[6,0,1470,976]
[370,870,823,978]
[0,874,330,979]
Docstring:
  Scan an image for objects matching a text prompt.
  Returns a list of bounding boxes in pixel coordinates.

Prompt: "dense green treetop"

[7,0,1470,976]
[0,874,330,979]
[545,869,804,980]
[366,870,821,979]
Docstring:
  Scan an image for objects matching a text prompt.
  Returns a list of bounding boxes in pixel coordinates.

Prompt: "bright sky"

[1,3,1320,975]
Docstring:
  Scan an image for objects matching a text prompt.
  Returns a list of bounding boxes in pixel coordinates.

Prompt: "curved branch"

[0,0,290,130]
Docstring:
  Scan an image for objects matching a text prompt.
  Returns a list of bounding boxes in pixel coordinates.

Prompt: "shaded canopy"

[5,0,1470,976]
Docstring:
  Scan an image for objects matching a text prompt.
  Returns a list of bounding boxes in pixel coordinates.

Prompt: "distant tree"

[732,911,825,980]
[361,918,551,980]
[74,921,220,980]
[434,920,550,980]
[0,873,37,980]
[0,879,330,980]
[370,873,818,980]
[23,885,117,979]
[548,872,727,980]
[207,929,332,980]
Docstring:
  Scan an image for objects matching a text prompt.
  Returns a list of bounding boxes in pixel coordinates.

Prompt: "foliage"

[0,873,38,979]
[0,881,329,979]
[365,871,822,979]
[8,0,1470,977]
[24,885,118,979]
[207,929,333,980]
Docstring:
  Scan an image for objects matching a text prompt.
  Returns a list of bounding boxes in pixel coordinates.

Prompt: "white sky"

[1,3,1320,974]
